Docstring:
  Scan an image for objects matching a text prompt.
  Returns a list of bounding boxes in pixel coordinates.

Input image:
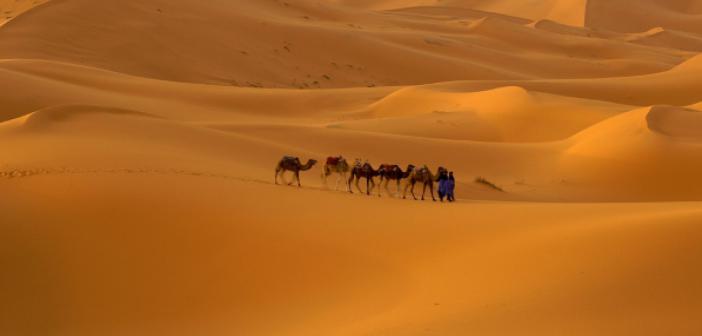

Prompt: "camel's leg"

[411,181,418,200]
[396,179,402,198]
[341,172,348,192]
[295,171,301,187]
[403,180,411,199]
[385,179,392,197]
[275,168,280,185]
[376,177,381,197]
[347,175,354,193]
[430,182,436,201]
[421,182,427,200]
[321,166,328,187]
[355,177,363,193]
[286,170,294,185]
[335,173,341,191]
[368,177,376,196]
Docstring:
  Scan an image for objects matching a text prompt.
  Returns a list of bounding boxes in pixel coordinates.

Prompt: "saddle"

[379,164,399,171]
[326,156,342,166]
[283,156,300,164]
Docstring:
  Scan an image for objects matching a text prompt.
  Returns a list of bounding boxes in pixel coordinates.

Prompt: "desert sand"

[2,0,702,335]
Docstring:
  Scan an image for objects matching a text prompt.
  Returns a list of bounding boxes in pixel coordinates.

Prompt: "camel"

[348,160,379,195]
[377,164,415,197]
[274,156,318,187]
[403,165,447,201]
[322,156,350,191]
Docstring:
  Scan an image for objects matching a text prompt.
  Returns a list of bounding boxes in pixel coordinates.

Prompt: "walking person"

[447,171,456,202]
[437,169,449,202]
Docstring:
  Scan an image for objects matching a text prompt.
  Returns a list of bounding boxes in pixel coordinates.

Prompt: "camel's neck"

[403,166,414,177]
[300,161,315,170]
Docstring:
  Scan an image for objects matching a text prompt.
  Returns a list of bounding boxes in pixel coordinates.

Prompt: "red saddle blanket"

[326,157,342,165]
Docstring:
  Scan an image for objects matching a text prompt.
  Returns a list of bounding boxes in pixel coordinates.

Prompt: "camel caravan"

[275,155,455,202]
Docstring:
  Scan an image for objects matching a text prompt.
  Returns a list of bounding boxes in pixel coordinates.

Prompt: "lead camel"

[403,165,447,201]
[275,156,318,187]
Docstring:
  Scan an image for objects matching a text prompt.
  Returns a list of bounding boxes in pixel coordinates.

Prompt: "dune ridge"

[0,0,695,87]
[0,0,48,26]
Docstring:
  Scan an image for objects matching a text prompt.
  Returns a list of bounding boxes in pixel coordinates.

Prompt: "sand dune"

[334,0,588,26]
[0,0,694,87]
[2,0,702,335]
[337,86,630,142]
[427,53,702,106]
[646,105,702,140]
[0,0,47,26]
[3,175,702,336]
[586,0,702,34]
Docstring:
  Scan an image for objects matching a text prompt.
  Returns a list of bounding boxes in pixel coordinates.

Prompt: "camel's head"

[406,164,416,172]
[435,166,449,181]
[308,159,318,166]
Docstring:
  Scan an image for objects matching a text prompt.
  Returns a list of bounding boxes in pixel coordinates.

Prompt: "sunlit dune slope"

[335,86,630,142]
[3,175,702,336]
[0,0,695,87]
[429,53,702,106]
[3,54,702,201]
[0,0,48,26]
[330,0,588,26]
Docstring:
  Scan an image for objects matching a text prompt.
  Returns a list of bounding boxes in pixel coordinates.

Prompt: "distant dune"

[2,0,702,336]
[0,0,694,87]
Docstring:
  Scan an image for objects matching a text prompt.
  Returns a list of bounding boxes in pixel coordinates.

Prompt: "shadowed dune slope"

[0,0,695,87]
[586,0,702,34]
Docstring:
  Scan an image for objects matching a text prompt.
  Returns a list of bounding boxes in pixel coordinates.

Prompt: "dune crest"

[0,0,48,26]
[19,105,160,130]
[0,0,694,87]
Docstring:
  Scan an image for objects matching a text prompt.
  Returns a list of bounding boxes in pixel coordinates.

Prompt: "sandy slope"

[586,0,702,34]
[0,0,693,87]
[4,175,702,336]
[332,0,589,26]
[2,0,702,335]
[0,0,47,25]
